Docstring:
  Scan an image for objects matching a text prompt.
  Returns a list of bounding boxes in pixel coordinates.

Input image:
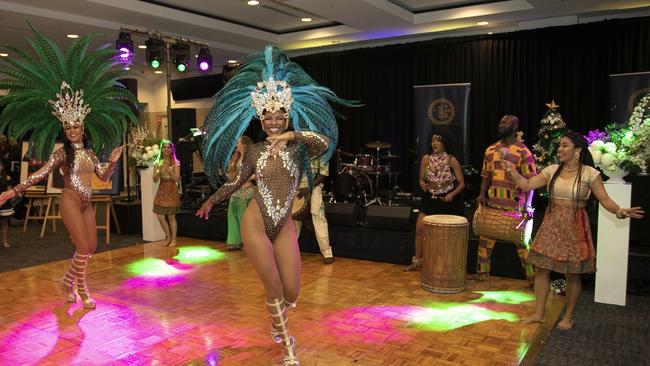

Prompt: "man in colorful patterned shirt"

[476,115,536,285]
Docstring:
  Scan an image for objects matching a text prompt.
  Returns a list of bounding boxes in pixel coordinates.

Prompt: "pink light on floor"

[323,305,416,345]
[0,300,192,364]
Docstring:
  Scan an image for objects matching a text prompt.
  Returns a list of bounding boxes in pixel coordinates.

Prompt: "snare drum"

[421,215,469,294]
[354,154,374,171]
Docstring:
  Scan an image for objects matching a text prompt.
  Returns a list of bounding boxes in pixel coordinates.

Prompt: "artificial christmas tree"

[532,100,568,170]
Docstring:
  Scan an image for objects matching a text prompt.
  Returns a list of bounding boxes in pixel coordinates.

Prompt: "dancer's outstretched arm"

[196,150,255,219]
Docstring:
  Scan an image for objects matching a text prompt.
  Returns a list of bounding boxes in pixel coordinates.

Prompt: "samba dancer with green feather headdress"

[0,22,139,309]
[196,46,359,366]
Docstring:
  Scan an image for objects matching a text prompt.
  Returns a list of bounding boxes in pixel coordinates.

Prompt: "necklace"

[71,142,84,150]
[563,166,579,172]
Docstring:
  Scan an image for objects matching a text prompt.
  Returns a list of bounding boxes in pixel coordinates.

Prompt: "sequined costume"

[208,132,328,241]
[0,22,137,311]
[200,45,356,366]
[12,145,116,210]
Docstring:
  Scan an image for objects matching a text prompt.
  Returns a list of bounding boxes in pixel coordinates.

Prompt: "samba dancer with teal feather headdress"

[0,21,139,310]
[197,45,359,366]
[203,45,356,188]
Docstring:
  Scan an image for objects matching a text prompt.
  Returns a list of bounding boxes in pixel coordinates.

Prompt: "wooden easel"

[91,195,121,243]
[22,191,48,232]
[40,194,62,238]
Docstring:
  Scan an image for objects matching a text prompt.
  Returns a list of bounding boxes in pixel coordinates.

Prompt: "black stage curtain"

[294,16,650,189]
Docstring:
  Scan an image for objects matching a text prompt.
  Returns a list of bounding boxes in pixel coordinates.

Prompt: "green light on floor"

[173,246,225,264]
[125,258,183,277]
[407,302,519,332]
[471,291,535,305]
[517,331,530,363]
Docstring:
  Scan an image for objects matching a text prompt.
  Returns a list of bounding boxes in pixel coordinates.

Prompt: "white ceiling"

[1,0,649,77]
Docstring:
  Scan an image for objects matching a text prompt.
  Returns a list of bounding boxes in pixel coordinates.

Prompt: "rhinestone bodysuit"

[208,131,328,241]
[13,145,116,210]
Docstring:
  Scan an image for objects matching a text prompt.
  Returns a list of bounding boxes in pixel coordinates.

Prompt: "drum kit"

[333,141,400,205]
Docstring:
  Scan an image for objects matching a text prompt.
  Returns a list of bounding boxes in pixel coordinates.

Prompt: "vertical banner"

[609,71,650,124]
[413,83,471,192]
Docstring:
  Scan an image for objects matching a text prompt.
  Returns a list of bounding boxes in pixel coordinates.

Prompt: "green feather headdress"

[203,45,360,187]
[0,21,139,160]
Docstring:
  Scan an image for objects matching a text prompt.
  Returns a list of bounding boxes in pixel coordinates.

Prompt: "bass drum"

[333,172,373,204]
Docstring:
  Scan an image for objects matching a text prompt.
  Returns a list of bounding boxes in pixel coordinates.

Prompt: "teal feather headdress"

[0,21,139,160]
[203,45,360,187]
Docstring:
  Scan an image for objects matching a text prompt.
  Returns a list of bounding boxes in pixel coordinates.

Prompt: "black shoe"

[322,257,334,264]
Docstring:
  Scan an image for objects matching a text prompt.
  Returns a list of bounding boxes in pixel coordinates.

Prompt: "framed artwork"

[92,159,121,195]
[20,142,48,192]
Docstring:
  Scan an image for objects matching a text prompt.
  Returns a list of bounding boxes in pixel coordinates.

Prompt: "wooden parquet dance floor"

[0,238,563,365]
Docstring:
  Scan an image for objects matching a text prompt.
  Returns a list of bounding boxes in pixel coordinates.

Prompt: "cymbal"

[380,154,400,159]
[365,141,391,149]
[334,149,353,157]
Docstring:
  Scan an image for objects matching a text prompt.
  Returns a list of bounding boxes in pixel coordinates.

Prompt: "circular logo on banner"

[628,87,650,114]
[428,98,455,125]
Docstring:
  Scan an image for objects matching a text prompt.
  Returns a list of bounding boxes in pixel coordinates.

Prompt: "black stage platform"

[177,204,531,280]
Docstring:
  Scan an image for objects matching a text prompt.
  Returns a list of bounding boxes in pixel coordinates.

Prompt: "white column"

[139,164,166,241]
[594,182,632,306]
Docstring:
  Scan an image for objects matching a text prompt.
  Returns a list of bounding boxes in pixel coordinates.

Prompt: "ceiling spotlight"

[477,21,489,26]
[138,45,147,49]
[0,53,8,57]
[488,32,494,35]
[227,59,238,64]
[197,46,213,72]
[116,31,134,62]
[301,17,312,22]
[145,38,165,69]
[247,0,260,5]
[172,43,190,72]
[125,67,131,70]
[67,34,79,39]
[154,70,163,74]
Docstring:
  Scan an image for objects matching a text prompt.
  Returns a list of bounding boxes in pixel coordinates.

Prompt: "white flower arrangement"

[127,125,161,166]
[588,139,625,174]
[587,94,650,176]
[623,94,650,174]
[138,143,159,163]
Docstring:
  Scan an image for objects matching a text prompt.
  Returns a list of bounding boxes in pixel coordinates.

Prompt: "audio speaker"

[325,202,360,226]
[366,205,414,231]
